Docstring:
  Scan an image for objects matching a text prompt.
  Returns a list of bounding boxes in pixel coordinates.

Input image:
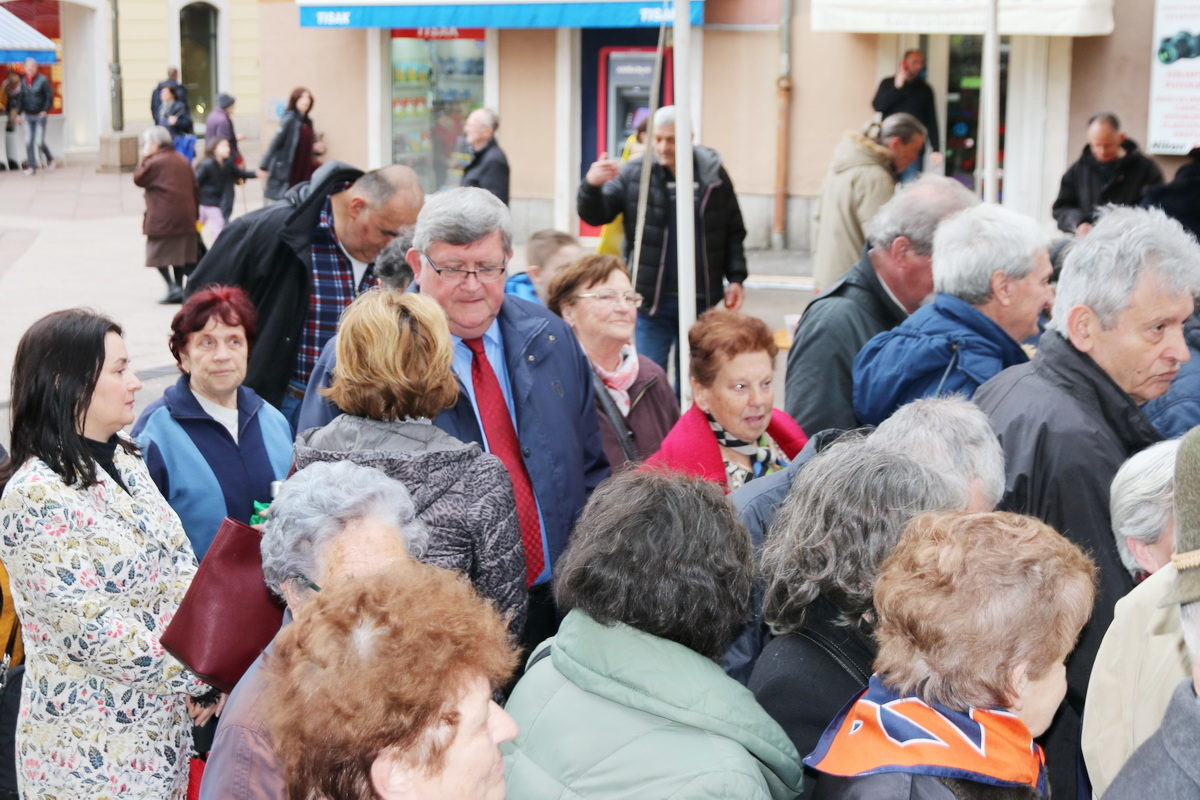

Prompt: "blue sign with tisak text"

[298,1,705,29]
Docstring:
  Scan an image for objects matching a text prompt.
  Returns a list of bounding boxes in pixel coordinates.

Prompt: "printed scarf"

[805,676,1047,795]
[592,344,640,416]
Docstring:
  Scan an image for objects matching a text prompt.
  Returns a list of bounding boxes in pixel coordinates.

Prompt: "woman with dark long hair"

[259,87,319,200]
[0,309,213,799]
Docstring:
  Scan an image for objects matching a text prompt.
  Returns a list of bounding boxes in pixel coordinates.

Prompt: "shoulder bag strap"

[591,371,640,465]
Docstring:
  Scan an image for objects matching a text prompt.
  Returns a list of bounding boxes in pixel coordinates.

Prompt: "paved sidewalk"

[0,152,814,447]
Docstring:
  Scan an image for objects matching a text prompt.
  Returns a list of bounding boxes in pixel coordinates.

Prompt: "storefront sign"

[392,27,487,39]
[1148,0,1200,155]
[810,0,1112,36]
[299,0,705,29]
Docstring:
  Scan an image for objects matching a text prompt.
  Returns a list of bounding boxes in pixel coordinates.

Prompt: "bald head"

[334,165,425,263]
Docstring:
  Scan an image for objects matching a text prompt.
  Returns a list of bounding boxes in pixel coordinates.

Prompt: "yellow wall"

[498,28,557,200]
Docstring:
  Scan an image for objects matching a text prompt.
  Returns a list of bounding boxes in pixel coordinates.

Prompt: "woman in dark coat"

[133,126,199,304]
[195,136,255,238]
[750,437,961,799]
[292,290,527,634]
[155,84,193,141]
[259,87,318,200]
[546,254,678,471]
[805,512,1094,800]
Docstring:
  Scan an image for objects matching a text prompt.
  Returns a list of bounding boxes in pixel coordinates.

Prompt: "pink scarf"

[592,344,640,416]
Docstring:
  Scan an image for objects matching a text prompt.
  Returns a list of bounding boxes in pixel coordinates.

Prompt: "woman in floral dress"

[0,309,213,799]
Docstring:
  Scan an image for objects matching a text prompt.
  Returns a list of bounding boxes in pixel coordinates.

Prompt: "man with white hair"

[1083,438,1189,797]
[1104,426,1200,799]
[578,105,748,373]
[461,107,509,205]
[784,175,977,435]
[852,203,1053,425]
[201,460,429,800]
[975,205,1200,799]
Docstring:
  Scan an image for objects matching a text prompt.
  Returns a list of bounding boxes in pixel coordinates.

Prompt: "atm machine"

[597,46,673,159]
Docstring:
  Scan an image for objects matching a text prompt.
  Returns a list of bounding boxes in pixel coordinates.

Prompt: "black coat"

[576,145,748,313]
[1142,159,1200,240]
[813,773,1041,800]
[784,250,907,433]
[974,330,1161,799]
[871,77,939,151]
[157,99,193,139]
[1052,138,1163,232]
[150,79,187,122]
[750,595,876,800]
[185,161,364,407]
[461,138,510,205]
[195,157,255,222]
[15,73,52,115]
[260,110,310,201]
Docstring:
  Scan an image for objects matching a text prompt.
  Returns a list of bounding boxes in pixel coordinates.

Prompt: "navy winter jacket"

[1143,314,1200,438]
[132,376,293,559]
[852,293,1028,425]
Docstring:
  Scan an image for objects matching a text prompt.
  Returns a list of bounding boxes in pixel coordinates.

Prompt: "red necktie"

[464,338,544,586]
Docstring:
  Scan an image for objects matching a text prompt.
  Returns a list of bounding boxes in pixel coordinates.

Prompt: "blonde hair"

[873,511,1095,710]
[327,291,458,420]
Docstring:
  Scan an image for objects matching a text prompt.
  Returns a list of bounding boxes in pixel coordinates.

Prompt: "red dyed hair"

[168,285,258,366]
[688,310,778,387]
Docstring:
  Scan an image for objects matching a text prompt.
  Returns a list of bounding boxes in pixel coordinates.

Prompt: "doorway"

[180,2,217,126]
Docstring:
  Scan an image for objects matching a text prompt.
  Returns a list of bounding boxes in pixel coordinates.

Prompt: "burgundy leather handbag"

[161,517,284,694]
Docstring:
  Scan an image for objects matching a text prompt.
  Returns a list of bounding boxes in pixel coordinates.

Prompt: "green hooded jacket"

[503,610,804,798]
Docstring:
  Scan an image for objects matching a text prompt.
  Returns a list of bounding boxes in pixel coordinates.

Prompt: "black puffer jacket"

[1052,138,1164,232]
[462,138,509,205]
[577,145,748,314]
[185,161,364,407]
[813,773,1041,800]
[293,416,527,634]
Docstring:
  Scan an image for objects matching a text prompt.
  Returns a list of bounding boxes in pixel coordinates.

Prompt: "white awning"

[810,0,1113,36]
[0,6,57,63]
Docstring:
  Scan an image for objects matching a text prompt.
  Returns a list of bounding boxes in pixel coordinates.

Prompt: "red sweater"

[643,404,807,492]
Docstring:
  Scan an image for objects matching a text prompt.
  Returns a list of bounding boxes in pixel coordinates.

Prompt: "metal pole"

[772,0,793,250]
[981,0,999,202]
[674,0,696,406]
[109,0,124,132]
[630,23,666,291]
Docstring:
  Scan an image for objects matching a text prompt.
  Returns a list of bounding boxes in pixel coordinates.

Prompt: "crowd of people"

[4,79,1200,800]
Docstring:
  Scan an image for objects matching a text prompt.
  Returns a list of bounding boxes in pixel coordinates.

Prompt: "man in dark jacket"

[577,105,748,373]
[461,107,509,205]
[974,205,1200,799]
[853,203,1052,425]
[405,187,609,652]
[784,175,976,434]
[150,66,187,123]
[184,161,423,427]
[17,58,53,175]
[1052,112,1164,234]
[1142,148,1200,241]
[872,49,941,175]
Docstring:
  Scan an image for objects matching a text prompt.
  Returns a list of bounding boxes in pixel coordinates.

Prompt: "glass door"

[943,34,1010,196]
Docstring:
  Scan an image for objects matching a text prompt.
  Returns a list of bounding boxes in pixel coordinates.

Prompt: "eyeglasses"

[575,290,644,307]
[422,252,509,284]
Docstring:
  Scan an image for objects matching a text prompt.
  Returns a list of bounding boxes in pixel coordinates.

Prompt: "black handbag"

[591,371,640,466]
[0,578,22,800]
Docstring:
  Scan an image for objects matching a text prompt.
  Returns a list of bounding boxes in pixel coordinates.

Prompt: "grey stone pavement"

[0,151,815,449]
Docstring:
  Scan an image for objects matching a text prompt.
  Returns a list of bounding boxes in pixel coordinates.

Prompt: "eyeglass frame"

[421,251,510,283]
[574,290,645,307]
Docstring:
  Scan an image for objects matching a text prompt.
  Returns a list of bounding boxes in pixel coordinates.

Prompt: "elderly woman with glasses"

[645,310,806,491]
[546,255,678,471]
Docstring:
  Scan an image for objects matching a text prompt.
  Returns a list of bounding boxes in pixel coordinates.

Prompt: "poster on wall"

[1148,0,1200,154]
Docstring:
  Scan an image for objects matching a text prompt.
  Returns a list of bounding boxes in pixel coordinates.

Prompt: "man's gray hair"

[653,105,676,128]
[140,125,172,149]
[376,229,416,290]
[866,175,978,255]
[871,396,1005,510]
[1088,111,1121,131]
[473,107,499,132]
[1110,439,1180,576]
[761,436,963,635]
[933,204,1046,304]
[1047,206,1200,334]
[1181,601,1200,664]
[412,187,513,254]
[260,461,428,597]
[353,165,419,209]
[880,112,927,144]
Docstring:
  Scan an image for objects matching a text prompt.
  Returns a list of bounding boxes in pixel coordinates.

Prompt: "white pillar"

[981,0,1000,202]
[673,0,696,405]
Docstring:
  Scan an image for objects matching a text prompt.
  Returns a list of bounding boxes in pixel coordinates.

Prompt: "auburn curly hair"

[263,563,518,800]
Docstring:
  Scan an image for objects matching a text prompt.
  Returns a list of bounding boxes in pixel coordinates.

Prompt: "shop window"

[390,29,486,193]
[944,34,1010,196]
[180,2,217,126]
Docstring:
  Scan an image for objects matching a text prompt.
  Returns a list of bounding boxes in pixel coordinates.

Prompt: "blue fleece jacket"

[132,376,294,559]
[852,293,1029,425]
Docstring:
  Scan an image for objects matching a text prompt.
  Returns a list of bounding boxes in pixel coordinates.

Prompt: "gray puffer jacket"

[294,415,527,634]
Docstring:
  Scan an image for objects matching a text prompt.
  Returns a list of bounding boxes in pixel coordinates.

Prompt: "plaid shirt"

[291,186,378,389]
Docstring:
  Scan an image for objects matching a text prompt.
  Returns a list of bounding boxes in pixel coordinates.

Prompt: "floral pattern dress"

[0,445,208,799]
